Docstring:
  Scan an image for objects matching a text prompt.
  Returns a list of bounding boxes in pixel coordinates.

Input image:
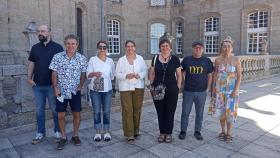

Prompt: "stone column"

[23,21,37,52]
[0,77,7,107]
[13,75,22,105]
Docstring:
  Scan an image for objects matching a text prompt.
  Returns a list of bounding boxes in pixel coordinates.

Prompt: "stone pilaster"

[0,77,7,107]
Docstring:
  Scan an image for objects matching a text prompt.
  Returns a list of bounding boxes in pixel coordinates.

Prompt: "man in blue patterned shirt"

[49,34,87,150]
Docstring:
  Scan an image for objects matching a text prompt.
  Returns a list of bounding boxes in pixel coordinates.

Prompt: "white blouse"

[87,56,115,92]
[115,54,147,91]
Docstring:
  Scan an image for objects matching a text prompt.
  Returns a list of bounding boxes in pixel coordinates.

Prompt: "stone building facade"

[1,0,280,62]
[0,0,280,129]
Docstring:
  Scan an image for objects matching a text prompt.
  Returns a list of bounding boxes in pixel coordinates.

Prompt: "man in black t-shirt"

[27,25,63,144]
[178,40,214,140]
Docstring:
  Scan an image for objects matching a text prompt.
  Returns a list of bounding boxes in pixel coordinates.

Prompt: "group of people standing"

[27,24,241,151]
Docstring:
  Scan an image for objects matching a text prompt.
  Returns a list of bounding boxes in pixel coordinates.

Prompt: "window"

[247,11,268,54]
[176,22,183,54]
[174,0,183,5]
[150,23,165,54]
[106,20,120,54]
[204,17,219,54]
[151,0,165,6]
[111,0,121,3]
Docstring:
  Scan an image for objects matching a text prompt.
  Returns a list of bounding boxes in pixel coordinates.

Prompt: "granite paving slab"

[193,143,234,158]
[100,141,143,158]
[0,148,20,158]
[238,143,280,158]
[148,143,187,158]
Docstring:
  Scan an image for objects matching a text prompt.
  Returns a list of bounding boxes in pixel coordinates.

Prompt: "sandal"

[218,132,226,141]
[225,134,232,143]
[165,135,172,143]
[127,137,135,145]
[158,134,165,143]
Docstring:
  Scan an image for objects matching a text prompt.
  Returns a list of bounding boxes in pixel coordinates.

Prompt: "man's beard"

[38,35,48,43]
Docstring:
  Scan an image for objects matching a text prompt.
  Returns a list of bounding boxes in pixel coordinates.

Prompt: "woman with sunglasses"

[115,40,147,145]
[87,41,115,142]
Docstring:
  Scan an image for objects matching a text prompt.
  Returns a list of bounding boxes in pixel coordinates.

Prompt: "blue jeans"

[90,90,112,130]
[33,85,59,134]
[180,90,207,132]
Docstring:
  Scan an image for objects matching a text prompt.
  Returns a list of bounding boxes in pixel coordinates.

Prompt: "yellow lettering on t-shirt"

[189,66,203,74]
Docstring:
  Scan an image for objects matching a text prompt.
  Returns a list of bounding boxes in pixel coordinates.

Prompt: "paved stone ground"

[0,76,280,158]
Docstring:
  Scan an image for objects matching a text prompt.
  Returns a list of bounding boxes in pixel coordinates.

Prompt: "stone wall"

[1,0,280,63]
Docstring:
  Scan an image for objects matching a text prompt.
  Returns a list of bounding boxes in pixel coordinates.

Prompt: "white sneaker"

[32,133,44,144]
[94,133,102,142]
[54,131,61,143]
[104,132,111,142]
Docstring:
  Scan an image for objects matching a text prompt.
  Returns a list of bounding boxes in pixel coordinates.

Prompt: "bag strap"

[152,55,158,67]
[161,55,172,84]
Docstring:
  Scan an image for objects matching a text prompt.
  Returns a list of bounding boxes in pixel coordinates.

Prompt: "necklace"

[160,54,170,61]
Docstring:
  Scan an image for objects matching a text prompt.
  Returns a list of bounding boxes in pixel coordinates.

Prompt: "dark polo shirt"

[28,40,63,86]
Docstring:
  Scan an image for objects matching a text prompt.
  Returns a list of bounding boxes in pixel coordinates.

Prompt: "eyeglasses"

[98,46,107,50]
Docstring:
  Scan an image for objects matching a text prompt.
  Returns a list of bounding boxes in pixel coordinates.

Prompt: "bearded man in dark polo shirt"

[178,40,214,141]
[27,25,63,144]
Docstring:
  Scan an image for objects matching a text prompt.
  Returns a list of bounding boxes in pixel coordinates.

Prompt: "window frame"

[106,19,121,55]
[203,17,220,54]
[175,22,183,54]
[173,0,183,5]
[246,11,269,54]
[150,23,166,54]
[150,0,166,7]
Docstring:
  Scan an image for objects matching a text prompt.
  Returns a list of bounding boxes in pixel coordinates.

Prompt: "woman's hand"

[126,73,135,79]
[89,72,102,78]
[231,89,238,98]
[134,73,140,79]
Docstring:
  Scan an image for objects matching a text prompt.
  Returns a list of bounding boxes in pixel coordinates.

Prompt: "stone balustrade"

[144,55,280,83]
[269,55,280,75]
[237,55,280,82]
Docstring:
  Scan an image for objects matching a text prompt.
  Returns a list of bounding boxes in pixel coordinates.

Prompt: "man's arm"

[52,71,60,97]
[77,72,86,91]
[27,61,36,86]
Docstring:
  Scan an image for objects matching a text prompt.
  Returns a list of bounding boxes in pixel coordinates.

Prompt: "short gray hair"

[64,34,79,45]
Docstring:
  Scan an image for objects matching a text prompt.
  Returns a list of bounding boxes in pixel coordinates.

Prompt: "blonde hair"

[219,36,234,55]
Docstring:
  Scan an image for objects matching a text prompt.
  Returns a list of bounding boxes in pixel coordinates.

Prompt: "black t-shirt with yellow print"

[181,56,214,92]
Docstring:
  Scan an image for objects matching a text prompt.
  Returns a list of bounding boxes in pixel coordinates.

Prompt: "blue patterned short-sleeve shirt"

[49,51,88,99]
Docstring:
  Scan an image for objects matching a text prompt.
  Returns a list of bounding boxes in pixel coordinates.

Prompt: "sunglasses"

[98,46,107,50]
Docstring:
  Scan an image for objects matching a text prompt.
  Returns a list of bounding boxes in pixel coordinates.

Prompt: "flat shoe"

[165,135,172,143]
[158,134,165,143]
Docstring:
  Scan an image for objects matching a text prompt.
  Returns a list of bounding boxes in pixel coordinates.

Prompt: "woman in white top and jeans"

[116,40,147,144]
[87,41,115,142]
